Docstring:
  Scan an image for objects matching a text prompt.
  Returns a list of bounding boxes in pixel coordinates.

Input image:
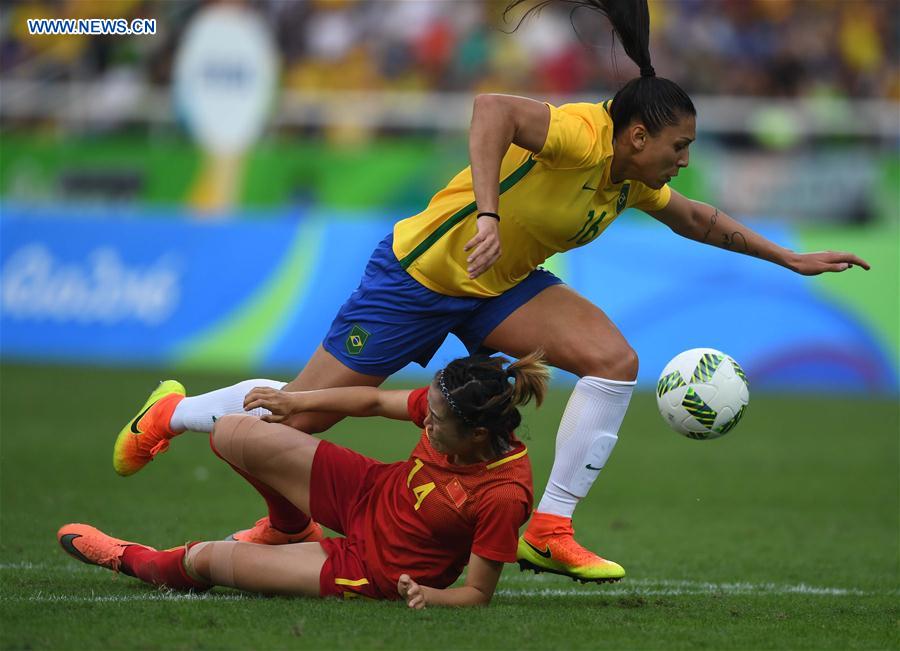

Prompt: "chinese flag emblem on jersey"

[445,478,468,509]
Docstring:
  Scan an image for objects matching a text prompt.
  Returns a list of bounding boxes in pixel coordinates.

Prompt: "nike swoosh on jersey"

[582,183,598,191]
[585,464,604,471]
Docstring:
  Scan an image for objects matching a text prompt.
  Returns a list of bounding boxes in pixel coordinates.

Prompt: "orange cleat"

[516,511,625,583]
[226,517,325,545]
[57,523,154,575]
[113,380,185,476]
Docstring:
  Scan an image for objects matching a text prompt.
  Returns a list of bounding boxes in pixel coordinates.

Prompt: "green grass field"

[1,362,897,650]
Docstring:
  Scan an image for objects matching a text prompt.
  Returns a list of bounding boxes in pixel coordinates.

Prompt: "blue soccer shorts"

[322,233,562,377]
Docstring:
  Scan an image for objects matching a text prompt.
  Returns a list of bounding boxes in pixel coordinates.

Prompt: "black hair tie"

[477,212,500,221]
[640,65,656,78]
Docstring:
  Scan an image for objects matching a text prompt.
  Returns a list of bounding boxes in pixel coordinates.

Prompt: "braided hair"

[436,350,549,456]
[505,0,696,135]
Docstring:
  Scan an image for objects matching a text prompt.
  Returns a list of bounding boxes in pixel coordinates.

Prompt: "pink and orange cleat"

[113,380,185,476]
[516,511,625,583]
[226,517,325,545]
[57,523,152,574]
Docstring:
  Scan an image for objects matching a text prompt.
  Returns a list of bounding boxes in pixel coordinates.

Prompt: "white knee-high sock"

[537,376,635,518]
[170,379,286,433]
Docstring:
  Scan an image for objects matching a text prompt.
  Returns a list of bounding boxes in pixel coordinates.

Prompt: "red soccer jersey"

[359,387,533,598]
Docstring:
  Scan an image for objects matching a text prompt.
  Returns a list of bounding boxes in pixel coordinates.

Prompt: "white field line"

[496,577,893,597]
[1,564,895,602]
[1,591,250,603]
[1,585,890,604]
[497,586,868,597]
[0,562,95,574]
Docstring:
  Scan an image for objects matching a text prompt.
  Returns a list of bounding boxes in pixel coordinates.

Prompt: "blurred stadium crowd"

[1,1,896,393]
[2,0,897,100]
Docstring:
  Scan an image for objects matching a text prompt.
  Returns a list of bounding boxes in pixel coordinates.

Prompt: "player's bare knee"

[616,346,640,381]
[578,345,639,381]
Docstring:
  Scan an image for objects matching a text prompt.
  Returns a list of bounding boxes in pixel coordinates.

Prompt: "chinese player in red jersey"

[61,352,613,608]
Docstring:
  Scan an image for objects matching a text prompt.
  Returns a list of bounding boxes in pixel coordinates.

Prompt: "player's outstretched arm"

[243,386,412,423]
[397,553,503,609]
[649,189,871,275]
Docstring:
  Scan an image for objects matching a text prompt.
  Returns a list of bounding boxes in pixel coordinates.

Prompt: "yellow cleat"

[516,511,625,583]
[113,380,185,476]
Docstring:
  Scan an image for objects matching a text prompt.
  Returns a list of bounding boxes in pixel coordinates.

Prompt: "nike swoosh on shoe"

[59,533,92,564]
[524,540,553,559]
[129,403,156,435]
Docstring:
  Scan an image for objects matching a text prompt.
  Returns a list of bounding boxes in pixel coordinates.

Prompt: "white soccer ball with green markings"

[656,348,750,440]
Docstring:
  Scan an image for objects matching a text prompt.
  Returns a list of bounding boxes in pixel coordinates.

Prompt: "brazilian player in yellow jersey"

[112,0,870,586]
[393,99,671,298]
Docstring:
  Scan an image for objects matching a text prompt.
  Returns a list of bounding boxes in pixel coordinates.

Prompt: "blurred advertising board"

[701,147,893,224]
[2,203,896,394]
[1,136,897,225]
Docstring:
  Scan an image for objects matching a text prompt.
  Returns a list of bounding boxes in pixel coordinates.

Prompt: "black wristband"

[477,211,500,221]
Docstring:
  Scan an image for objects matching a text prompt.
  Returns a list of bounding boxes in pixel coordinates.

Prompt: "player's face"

[634,113,696,189]
[424,383,474,457]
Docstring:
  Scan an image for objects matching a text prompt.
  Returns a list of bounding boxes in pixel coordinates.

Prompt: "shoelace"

[148,439,170,458]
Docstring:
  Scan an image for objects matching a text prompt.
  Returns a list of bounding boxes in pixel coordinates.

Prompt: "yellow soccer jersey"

[392,100,672,298]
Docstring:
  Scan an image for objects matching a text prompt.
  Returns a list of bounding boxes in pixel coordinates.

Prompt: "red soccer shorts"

[310,440,391,600]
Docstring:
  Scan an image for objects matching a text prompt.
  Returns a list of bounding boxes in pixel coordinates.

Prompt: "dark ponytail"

[505,0,696,135]
[437,351,550,456]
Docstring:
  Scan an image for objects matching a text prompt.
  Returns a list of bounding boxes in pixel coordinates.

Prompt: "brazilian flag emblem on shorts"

[345,324,370,356]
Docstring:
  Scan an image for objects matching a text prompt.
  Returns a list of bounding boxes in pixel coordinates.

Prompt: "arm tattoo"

[700,208,718,243]
[701,207,759,258]
[721,230,760,258]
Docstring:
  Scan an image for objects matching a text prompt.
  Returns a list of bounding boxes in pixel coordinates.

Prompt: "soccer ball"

[656,348,750,440]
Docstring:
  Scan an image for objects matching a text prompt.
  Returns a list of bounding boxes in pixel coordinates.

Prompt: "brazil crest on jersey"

[392,100,672,298]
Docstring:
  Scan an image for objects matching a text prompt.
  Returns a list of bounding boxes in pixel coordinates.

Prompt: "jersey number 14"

[406,458,435,511]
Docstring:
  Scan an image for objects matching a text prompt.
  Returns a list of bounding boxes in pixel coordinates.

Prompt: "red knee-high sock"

[209,433,311,534]
[121,545,209,591]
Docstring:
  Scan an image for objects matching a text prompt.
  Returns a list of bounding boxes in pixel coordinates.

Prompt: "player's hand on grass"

[243,387,301,423]
[788,250,871,276]
[398,574,426,609]
[464,215,501,279]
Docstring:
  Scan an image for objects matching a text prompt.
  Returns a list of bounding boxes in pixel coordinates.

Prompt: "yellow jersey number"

[406,458,436,511]
[568,210,608,245]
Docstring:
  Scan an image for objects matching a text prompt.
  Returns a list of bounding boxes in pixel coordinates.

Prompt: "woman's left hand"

[464,215,501,279]
[789,250,871,276]
[243,387,300,422]
[397,574,426,609]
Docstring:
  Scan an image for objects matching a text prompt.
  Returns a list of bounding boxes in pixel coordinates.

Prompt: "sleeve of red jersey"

[406,387,430,428]
[470,485,531,563]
